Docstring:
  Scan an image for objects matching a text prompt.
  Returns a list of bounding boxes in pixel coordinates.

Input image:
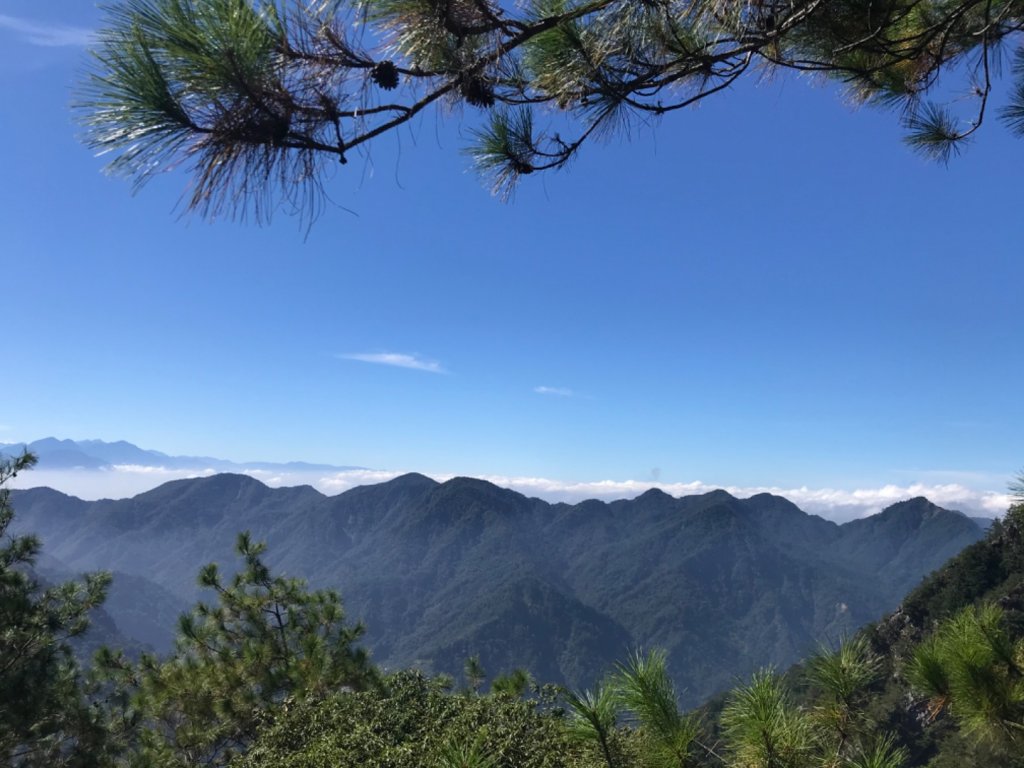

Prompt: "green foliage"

[719,637,910,768]
[81,0,1024,220]
[563,648,703,768]
[841,734,907,768]
[805,637,881,711]
[0,452,112,767]
[783,484,1024,768]
[465,654,488,693]
[80,0,347,223]
[491,668,534,697]
[894,481,1024,633]
[234,669,586,768]
[361,0,484,71]
[435,732,499,768]
[903,103,965,164]
[804,639,908,768]
[804,636,882,751]
[466,107,538,198]
[565,682,623,768]
[722,670,814,768]
[611,650,699,768]
[907,603,1024,743]
[97,531,377,766]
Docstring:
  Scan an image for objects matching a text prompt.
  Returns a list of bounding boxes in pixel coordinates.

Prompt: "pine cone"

[461,75,495,108]
[372,61,399,91]
[510,158,533,175]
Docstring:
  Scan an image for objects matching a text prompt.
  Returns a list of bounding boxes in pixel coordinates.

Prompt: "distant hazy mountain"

[0,437,364,473]
[9,474,986,706]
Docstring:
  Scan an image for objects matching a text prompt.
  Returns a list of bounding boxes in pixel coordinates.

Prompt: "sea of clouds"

[10,465,1012,522]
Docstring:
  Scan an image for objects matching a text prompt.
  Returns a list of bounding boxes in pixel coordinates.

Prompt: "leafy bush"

[235,670,588,768]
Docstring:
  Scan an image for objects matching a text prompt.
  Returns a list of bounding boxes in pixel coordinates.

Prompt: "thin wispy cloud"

[339,352,447,374]
[0,15,95,47]
[534,386,575,397]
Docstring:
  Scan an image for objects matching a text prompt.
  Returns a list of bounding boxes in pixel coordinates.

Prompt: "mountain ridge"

[8,472,987,706]
[0,437,365,474]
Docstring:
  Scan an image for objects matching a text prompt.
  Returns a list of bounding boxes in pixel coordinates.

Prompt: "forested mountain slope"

[719,499,1024,767]
[855,508,1024,767]
[10,474,986,706]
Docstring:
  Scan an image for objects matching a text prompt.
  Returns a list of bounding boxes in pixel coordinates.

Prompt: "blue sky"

[1,2,1021,516]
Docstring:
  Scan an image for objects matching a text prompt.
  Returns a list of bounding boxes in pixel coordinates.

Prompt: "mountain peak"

[700,488,739,504]
[877,496,960,524]
[840,497,978,536]
[434,476,531,504]
[636,487,673,502]
[382,472,439,490]
[135,471,268,501]
[745,492,826,522]
[34,437,78,447]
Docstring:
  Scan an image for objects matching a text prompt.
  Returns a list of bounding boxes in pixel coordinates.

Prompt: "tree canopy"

[234,669,583,768]
[95,531,378,767]
[79,0,1024,220]
[0,453,111,767]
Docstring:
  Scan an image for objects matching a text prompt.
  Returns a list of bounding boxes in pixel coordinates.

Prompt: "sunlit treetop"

[79,0,1024,222]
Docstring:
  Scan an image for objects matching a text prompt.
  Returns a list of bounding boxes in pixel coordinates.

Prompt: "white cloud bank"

[0,15,95,46]
[11,466,217,501]
[11,466,1012,522]
[339,352,446,373]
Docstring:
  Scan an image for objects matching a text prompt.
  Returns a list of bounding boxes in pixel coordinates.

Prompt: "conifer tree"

[565,681,622,768]
[611,649,700,768]
[722,670,815,768]
[79,0,1024,221]
[721,639,907,768]
[96,531,377,767]
[0,452,111,767]
[908,602,1024,745]
[565,649,700,768]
